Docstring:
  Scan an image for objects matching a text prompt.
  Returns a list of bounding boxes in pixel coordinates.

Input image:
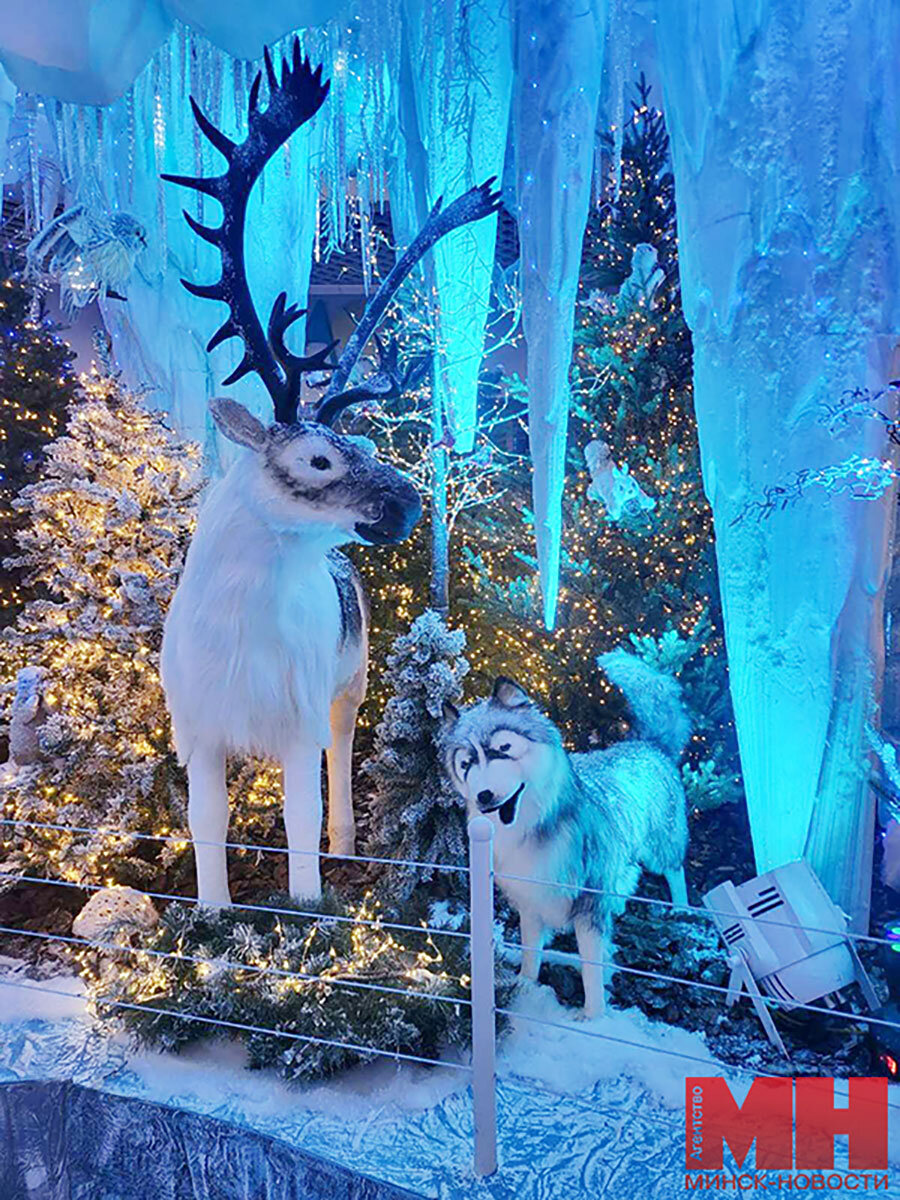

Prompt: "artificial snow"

[2,965,898,1198]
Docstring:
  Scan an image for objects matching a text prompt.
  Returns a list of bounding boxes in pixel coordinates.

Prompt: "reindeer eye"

[311,455,331,471]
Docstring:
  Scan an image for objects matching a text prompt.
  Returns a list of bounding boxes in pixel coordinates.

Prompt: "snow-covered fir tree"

[0,364,202,888]
[362,609,470,902]
[0,255,81,623]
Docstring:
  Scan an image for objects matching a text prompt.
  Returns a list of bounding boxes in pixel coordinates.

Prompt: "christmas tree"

[0,255,80,623]
[461,80,738,798]
[362,609,471,902]
[0,362,202,888]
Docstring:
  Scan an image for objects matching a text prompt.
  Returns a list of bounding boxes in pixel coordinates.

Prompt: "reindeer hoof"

[579,1000,605,1022]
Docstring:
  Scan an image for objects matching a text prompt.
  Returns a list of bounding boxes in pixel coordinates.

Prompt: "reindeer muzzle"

[355,475,421,545]
[355,486,422,545]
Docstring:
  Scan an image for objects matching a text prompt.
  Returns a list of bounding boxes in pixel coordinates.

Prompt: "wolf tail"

[598,648,690,760]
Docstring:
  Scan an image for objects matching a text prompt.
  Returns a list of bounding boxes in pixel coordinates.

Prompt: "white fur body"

[163,456,363,761]
[161,404,419,909]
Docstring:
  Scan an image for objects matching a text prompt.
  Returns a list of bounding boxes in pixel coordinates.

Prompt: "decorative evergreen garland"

[81,890,515,1083]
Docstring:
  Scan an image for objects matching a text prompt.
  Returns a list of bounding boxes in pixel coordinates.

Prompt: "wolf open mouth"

[479,782,524,825]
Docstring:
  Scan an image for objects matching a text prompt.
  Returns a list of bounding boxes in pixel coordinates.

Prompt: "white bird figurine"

[585,439,656,522]
[26,204,147,318]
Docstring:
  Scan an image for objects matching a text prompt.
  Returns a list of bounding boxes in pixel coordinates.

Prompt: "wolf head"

[441,678,565,828]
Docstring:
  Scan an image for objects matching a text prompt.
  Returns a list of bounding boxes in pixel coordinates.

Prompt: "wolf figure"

[441,648,689,1017]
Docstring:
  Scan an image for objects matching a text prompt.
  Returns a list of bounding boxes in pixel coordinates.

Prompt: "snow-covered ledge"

[656,0,900,928]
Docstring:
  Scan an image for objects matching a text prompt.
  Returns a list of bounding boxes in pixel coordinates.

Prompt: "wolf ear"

[441,700,460,726]
[210,397,268,450]
[491,677,530,708]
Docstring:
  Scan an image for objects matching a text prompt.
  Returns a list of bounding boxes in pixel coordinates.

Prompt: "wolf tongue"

[499,785,523,825]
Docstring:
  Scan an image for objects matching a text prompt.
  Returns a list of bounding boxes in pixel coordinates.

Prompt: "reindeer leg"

[326,688,362,857]
[187,744,231,907]
[283,741,324,901]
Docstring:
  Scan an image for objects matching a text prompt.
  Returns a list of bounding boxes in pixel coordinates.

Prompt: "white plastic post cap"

[468,815,494,843]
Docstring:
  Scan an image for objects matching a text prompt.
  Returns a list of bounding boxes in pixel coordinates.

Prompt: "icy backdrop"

[1,0,900,921]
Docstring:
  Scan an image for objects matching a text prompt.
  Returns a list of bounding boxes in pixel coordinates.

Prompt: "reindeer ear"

[491,677,530,708]
[441,700,460,726]
[210,398,268,450]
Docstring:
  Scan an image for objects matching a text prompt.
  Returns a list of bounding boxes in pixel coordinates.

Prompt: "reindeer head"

[164,40,500,550]
[210,396,421,545]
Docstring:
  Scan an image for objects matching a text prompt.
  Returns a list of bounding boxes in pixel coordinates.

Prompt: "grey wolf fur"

[441,648,689,1016]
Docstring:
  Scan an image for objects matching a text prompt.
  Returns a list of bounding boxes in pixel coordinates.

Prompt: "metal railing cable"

[0,870,470,941]
[2,816,895,948]
[500,940,900,1035]
[494,869,900,950]
[0,817,470,874]
[0,925,472,1008]
[0,977,471,1072]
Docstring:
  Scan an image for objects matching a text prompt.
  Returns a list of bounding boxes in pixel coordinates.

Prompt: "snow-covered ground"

[0,965,898,1199]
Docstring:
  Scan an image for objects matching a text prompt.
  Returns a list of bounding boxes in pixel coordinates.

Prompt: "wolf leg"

[664,866,687,908]
[283,742,324,901]
[518,908,546,981]
[187,743,231,907]
[326,691,361,857]
[575,917,607,1018]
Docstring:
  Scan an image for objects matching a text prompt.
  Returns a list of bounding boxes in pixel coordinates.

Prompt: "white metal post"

[468,814,497,1177]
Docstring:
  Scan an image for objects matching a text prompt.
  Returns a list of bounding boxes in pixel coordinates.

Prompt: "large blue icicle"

[656,0,900,928]
[398,0,512,454]
[514,0,605,629]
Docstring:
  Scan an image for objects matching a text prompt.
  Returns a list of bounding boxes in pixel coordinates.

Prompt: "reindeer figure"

[160,41,500,906]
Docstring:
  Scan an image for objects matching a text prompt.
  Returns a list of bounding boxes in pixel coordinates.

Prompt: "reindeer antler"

[315,178,502,427]
[165,37,502,429]
[163,39,329,424]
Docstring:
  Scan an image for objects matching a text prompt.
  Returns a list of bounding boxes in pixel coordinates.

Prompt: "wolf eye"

[311,455,331,471]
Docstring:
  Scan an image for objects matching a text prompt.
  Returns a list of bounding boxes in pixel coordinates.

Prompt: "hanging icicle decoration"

[607,0,629,201]
[233,58,246,139]
[210,47,224,154]
[76,105,87,183]
[151,54,167,266]
[56,102,70,189]
[95,108,105,202]
[125,86,136,204]
[25,96,40,233]
[178,21,188,102]
[314,189,322,264]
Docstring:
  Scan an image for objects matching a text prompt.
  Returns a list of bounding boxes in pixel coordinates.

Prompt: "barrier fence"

[0,813,899,1178]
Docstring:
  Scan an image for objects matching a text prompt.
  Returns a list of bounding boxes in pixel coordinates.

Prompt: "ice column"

[513,0,605,629]
[656,0,900,926]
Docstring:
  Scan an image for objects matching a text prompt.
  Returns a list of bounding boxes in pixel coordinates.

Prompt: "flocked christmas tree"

[362,609,470,902]
[0,351,202,888]
[0,253,81,624]
[461,80,739,804]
